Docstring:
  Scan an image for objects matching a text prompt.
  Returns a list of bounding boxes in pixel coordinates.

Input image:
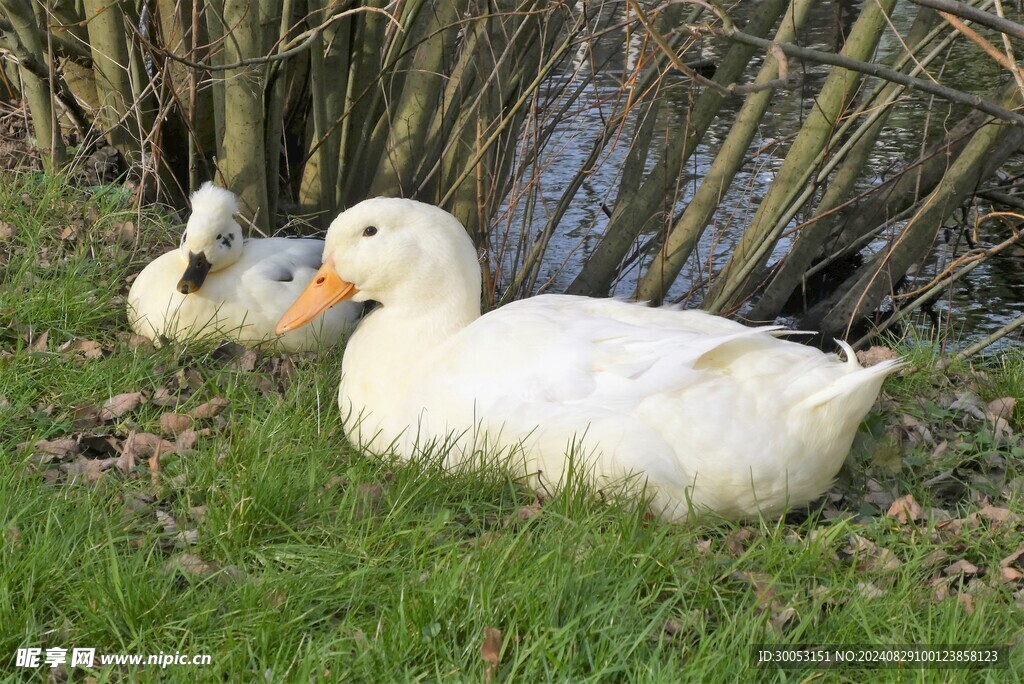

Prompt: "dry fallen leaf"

[70,405,102,429]
[770,606,798,634]
[843,534,901,573]
[732,571,779,611]
[31,438,79,464]
[857,581,885,600]
[99,391,146,421]
[353,483,384,519]
[151,387,180,408]
[481,626,503,683]
[999,567,1023,583]
[986,397,1017,423]
[120,431,176,472]
[63,456,107,484]
[515,498,543,522]
[159,412,193,436]
[30,330,48,352]
[856,346,900,367]
[724,527,755,556]
[164,553,213,577]
[190,397,229,420]
[887,494,923,524]
[1001,549,1024,568]
[60,339,105,359]
[944,559,979,577]
[972,504,1021,526]
[174,429,199,451]
[957,593,975,615]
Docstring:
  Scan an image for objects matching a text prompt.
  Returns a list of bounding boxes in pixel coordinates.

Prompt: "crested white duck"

[128,182,360,352]
[276,198,902,520]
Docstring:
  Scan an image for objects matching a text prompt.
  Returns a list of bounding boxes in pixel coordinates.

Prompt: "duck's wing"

[424,294,785,410]
[244,238,325,285]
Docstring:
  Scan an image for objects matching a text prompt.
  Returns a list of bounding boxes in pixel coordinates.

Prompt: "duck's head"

[276,198,481,334]
[176,182,244,294]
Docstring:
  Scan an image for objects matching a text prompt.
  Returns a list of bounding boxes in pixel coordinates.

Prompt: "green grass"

[2,172,1023,682]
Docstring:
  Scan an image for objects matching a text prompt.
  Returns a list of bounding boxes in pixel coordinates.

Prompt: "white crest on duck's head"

[177,182,244,293]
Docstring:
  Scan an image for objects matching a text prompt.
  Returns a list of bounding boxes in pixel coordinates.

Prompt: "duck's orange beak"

[276,256,359,334]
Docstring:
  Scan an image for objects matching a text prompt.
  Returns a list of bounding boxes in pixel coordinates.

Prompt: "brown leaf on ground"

[99,391,146,421]
[515,498,543,522]
[7,524,21,549]
[174,428,199,451]
[117,220,135,243]
[724,527,755,556]
[62,456,107,484]
[120,431,176,472]
[353,483,385,519]
[164,553,211,576]
[30,330,48,352]
[481,626,502,683]
[156,510,199,547]
[944,559,979,577]
[998,567,1023,583]
[175,368,205,392]
[190,397,229,420]
[59,339,105,359]
[770,606,798,634]
[73,403,103,429]
[921,550,949,570]
[843,534,901,573]
[864,478,897,508]
[694,538,714,556]
[0,221,14,239]
[123,332,153,349]
[159,412,193,436]
[30,438,79,464]
[857,581,885,600]
[268,356,296,386]
[856,346,900,367]
[971,504,1021,527]
[151,387,181,408]
[887,494,923,524]
[731,571,780,612]
[986,397,1017,423]
[324,475,344,491]
[233,349,259,372]
[1000,549,1024,569]
[957,593,975,615]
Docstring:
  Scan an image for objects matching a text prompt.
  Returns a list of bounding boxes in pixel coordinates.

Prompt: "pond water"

[494,1,1024,351]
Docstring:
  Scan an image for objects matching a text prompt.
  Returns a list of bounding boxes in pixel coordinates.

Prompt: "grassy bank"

[1,173,1023,682]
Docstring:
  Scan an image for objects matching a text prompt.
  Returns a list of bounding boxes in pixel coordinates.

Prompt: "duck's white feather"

[128,184,359,351]
[311,198,902,520]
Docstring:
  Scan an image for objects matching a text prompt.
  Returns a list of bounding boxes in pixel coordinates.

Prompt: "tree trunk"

[703,0,898,314]
[0,0,64,170]
[567,0,790,297]
[219,0,269,230]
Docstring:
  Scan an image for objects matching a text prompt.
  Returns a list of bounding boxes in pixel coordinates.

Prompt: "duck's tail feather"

[796,341,905,411]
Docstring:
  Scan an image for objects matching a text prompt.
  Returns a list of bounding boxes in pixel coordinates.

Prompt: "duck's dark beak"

[276,256,358,334]
[177,252,212,294]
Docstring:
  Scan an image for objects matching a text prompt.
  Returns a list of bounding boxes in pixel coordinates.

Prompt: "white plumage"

[128,183,360,352]
[278,198,902,520]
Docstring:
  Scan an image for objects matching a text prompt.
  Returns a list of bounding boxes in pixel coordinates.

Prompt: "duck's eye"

[363,226,378,237]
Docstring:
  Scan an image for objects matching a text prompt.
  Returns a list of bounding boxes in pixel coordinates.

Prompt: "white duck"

[276,198,902,520]
[128,182,360,352]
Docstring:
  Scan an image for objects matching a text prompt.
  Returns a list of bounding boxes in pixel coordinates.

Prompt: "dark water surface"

[495,1,1024,351]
